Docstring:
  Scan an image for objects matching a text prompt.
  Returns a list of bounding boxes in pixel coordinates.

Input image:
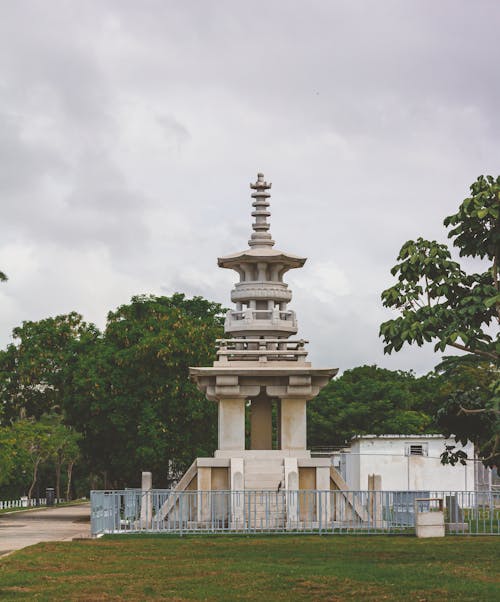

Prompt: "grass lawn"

[0,535,498,601]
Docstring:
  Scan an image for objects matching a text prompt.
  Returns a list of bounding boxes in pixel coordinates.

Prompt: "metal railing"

[90,489,500,536]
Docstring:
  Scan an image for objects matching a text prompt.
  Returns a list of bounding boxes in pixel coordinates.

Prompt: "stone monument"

[163,173,340,526]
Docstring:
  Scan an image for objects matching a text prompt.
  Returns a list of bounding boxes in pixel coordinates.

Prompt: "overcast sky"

[1,1,499,374]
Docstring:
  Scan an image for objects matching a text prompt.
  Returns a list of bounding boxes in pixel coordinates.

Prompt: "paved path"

[0,503,90,557]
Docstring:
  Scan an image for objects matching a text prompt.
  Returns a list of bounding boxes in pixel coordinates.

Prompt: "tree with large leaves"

[380,175,499,468]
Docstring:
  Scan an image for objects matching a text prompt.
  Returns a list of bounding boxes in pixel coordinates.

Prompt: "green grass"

[0,535,498,601]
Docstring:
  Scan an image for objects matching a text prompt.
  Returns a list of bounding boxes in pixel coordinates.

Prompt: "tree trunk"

[27,458,40,500]
[55,458,62,502]
[66,461,74,501]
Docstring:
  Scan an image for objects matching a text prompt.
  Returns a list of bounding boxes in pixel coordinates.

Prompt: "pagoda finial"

[249,172,275,248]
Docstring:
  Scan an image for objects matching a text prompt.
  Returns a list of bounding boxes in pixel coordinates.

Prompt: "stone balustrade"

[215,337,308,363]
[224,308,297,335]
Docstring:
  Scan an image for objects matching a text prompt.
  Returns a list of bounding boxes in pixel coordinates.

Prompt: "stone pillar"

[298,467,316,523]
[218,398,245,450]
[197,467,212,524]
[284,457,299,526]
[316,465,331,526]
[276,399,281,449]
[230,458,245,528]
[140,471,152,529]
[250,396,273,450]
[280,398,307,450]
[368,473,383,526]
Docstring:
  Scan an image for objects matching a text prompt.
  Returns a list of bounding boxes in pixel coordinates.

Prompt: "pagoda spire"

[248,172,275,248]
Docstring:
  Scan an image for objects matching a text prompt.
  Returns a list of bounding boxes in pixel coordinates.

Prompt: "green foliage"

[381,175,499,361]
[432,356,499,470]
[0,426,17,487]
[9,418,56,499]
[65,293,225,487]
[437,390,497,463]
[0,293,225,493]
[380,175,500,468]
[380,238,497,359]
[444,174,500,261]
[308,365,437,448]
[0,271,7,282]
[0,414,83,500]
[0,313,99,423]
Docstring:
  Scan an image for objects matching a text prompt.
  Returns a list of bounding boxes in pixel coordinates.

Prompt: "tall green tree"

[44,414,82,500]
[380,175,499,467]
[11,418,55,499]
[66,293,225,488]
[0,313,99,424]
[0,425,17,488]
[308,365,438,448]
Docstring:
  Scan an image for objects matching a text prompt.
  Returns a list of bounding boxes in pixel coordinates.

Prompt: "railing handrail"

[90,488,500,537]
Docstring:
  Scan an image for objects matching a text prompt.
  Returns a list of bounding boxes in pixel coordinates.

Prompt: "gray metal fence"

[90,489,500,536]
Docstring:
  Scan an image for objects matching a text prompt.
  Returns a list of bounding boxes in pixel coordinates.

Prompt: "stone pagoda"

[172,173,338,503]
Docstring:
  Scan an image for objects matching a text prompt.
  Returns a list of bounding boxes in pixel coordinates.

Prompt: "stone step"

[245,478,283,483]
[245,465,283,471]
[245,468,283,474]
[244,467,284,474]
[244,459,284,465]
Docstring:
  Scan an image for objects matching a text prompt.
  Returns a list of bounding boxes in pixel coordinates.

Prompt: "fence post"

[140,472,152,530]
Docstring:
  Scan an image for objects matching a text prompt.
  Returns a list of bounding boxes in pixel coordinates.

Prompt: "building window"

[405,443,428,457]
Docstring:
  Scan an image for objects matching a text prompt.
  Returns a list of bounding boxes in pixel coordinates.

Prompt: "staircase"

[243,458,286,528]
[244,458,284,490]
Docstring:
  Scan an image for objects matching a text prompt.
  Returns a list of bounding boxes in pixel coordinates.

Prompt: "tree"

[63,434,81,501]
[45,414,82,500]
[65,293,225,488]
[381,175,498,361]
[380,175,499,467]
[11,419,55,499]
[0,271,7,282]
[308,365,439,448]
[0,426,17,487]
[0,313,99,424]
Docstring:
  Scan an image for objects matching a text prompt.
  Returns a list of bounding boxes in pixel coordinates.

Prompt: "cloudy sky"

[1,1,499,374]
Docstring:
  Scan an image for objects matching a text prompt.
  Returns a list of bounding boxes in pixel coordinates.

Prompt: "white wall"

[342,436,475,492]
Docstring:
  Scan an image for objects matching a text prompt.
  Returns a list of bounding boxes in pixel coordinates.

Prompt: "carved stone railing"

[215,338,308,363]
[224,309,297,335]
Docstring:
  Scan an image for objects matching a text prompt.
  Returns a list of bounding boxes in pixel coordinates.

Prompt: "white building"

[339,435,475,492]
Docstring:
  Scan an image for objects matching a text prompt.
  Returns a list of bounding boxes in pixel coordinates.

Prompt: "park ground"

[0,503,90,556]
[0,534,498,601]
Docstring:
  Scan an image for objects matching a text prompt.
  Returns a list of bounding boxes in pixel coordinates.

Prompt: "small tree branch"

[424,275,431,308]
[448,342,498,361]
[493,252,500,323]
[478,434,500,463]
[459,405,500,416]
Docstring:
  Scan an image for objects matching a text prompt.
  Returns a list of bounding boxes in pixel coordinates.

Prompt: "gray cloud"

[1,0,499,374]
